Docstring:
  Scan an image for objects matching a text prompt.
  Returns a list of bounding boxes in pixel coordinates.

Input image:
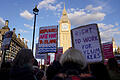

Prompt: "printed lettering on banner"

[71,24,103,63]
[38,26,58,53]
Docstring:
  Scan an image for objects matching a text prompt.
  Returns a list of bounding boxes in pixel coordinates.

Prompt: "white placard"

[35,54,47,59]
[71,24,103,63]
[38,26,58,53]
[35,43,47,59]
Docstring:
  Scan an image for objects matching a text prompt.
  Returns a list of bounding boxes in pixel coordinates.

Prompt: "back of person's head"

[0,61,12,80]
[56,53,62,61]
[46,60,62,80]
[33,59,38,67]
[60,48,87,69]
[0,61,12,73]
[108,58,118,71]
[90,62,111,80]
[1,61,12,69]
[36,70,44,80]
[12,48,34,68]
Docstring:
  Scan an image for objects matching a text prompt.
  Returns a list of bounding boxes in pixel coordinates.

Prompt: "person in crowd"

[33,59,44,80]
[33,59,39,69]
[46,54,62,80]
[108,58,120,80]
[0,61,12,80]
[9,48,36,80]
[90,62,111,80]
[52,48,95,80]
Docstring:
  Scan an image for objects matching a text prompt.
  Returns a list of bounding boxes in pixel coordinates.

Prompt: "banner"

[71,24,103,63]
[102,42,114,59]
[38,26,58,53]
[1,31,13,50]
[35,43,47,59]
[47,55,50,65]
[35,54,47,59]
[55,47,63,60]
[56,47,63,54]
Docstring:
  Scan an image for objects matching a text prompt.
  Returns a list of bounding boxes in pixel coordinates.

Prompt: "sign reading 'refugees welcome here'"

[71,24,103,63]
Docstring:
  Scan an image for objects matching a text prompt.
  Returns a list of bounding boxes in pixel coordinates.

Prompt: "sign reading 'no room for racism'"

[38,25,58,53]
[71,24,103,63]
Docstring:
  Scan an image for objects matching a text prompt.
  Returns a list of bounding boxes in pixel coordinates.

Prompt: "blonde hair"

[60,48,87,69]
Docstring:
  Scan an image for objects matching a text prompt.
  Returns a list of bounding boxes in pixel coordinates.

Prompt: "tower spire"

[59,2,71,53]
[64,2,65,10]
[62,2,67,15]
[112,37,115,42]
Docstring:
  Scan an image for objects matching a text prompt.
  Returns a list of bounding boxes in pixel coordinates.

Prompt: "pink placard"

[102,42,114,59]
[55,47,63,60]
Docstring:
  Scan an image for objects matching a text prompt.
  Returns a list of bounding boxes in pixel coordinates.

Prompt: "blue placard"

[1,31,13,50]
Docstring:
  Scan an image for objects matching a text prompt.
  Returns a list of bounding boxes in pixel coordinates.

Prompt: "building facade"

[112,37,120,54]
[59,4,71,53]
[112,37,117,53]
[0,20,28,62]
[117,46,120,54]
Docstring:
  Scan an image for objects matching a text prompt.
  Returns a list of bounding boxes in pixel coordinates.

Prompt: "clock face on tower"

[61,23,69,31]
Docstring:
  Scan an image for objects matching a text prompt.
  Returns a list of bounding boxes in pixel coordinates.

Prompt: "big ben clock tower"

[59,4,71,53]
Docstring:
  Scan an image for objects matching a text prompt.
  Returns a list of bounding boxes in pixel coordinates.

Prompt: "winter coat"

[9,65,36,80]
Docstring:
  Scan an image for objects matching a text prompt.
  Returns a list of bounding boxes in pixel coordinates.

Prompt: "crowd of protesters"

[0,48,120,80]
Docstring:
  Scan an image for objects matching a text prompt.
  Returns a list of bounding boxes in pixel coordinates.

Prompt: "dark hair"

[1,61,12,69]
[46,60,62,80]
[0,62,12,80]
[61,62,83,75]
[36,70,44,80]
[90,62,111,80]
[33,59,38,66]
[12,48,34,68]
[108,58,118,71]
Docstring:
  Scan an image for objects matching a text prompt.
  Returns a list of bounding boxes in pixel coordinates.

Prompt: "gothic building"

[59,4,71,53]
[117,46,120,54]
[0,20,28,63]
[112,37,120,54]
[112,37,117,53]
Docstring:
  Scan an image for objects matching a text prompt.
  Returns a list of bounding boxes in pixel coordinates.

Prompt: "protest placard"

[56,47,63,54]
[35,54,47,59]
[71,24,103,63]
[102,42,114,59]
[38,25,58,53]
[1,31,13,50]
[55,47,63,61]
[35,43,47,59]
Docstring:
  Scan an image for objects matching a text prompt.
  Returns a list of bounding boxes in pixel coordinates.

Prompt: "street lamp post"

[32,5,39,53]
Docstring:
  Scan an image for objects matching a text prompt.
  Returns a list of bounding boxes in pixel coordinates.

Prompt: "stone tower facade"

[112,37,117,53]
[59,4,71,53]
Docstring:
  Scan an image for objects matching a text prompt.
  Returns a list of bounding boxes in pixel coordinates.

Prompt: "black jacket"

[9,65,36,80]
